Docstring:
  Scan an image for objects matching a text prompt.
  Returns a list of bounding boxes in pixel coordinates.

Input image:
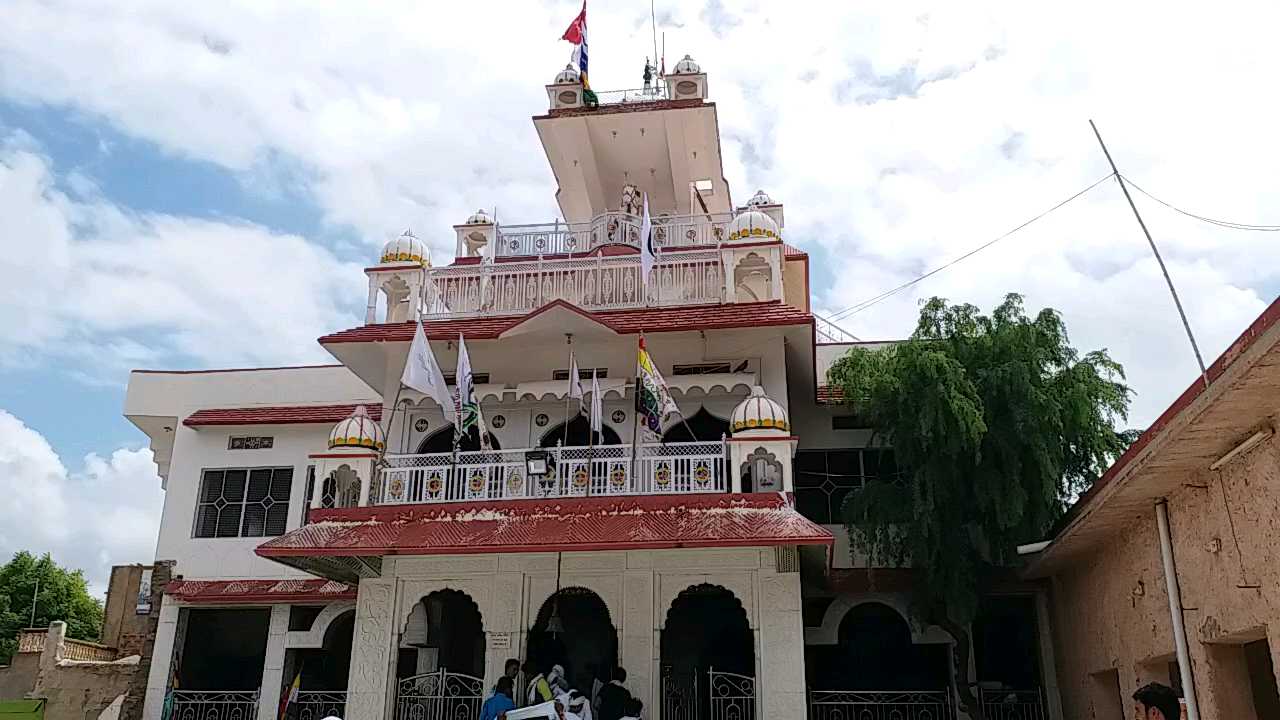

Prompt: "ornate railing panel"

[591,85,671,105]
[16,629,46,654]
[493,211,732,257]
[62,638,117,661]
[379,441,727,505]
[170,690,259,720]
[289,691,347,720]
[396,669,484,720]
[661,670,698,720]
[978,688,1046,720]
[708,669,754,720]
[808,690,952,720]
[425,251,724,318]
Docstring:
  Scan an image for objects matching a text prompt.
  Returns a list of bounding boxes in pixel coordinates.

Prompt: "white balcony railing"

[425,249,725,318]
[494,210,733,257]
[170,690,259,720]
[376,440,728,505]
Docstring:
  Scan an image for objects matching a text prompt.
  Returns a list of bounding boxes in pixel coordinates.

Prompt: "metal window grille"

[228,435,274,450]
[299,466,315,525]
[794,449,901,524]
[194,467,293,538]
[552,368,608,380]
[441,372,490,384]
[673,362,733,375]
[775,546,799,573]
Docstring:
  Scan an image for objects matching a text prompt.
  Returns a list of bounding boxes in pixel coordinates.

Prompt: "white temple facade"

[124,56,1060,720]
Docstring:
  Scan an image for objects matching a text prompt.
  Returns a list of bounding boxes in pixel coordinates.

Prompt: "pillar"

[346,578,398,720]
[1034,590,1065,720]
[139,598,180,720]
[756,570,806,719]
[256,605,291,720]
[622,571,655,713]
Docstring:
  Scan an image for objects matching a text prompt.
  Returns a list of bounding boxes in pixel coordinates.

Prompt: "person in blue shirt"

[481,676,517,720]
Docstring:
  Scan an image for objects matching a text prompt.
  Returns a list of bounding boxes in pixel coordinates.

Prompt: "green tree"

[830,294,1133,718]
[0,552,104,664]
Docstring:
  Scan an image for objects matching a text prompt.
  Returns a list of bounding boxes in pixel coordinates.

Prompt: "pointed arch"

[416,425,501,453]
[661,407,730,443]
[539,416,622,448]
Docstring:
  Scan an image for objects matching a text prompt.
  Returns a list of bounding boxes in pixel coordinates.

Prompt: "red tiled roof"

[257,493,833,562]
[537,98,707,119]
[184,403,382,427]
[319,300,814,344]
[165,579,355,604]
[783,243,808,259]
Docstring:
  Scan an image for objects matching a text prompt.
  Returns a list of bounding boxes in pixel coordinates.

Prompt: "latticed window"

[194,467,293,538]
[794,449,899,524]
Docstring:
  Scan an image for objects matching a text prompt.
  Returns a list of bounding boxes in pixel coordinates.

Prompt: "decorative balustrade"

[425,250,725,318]
[289,690,347,720]
[808,690,953,720]
[17,629,46,654]
[979,688,1046,720]
[377,440,728,505]
[170,690,259,720]
[494,210,733,257]
[589,85,671,106]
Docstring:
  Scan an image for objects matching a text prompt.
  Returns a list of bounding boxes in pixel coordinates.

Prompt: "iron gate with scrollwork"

[396,668,485,720]
[663,668,755,720]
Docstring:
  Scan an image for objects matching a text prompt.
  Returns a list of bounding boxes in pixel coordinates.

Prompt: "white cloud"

[0,0,1277,426]
[0,137,365,379]
[0,409,163,595]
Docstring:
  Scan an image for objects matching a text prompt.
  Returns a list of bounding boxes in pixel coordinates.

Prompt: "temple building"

[124,57,1057,720]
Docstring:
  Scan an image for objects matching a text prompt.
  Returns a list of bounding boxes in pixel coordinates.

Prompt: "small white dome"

[731,386,790,435]
[328,405,385,451]
[380,229,428,265]
[465,209,493,225]
[746,189,774,207]
[554,64,581,84]
[726,209,780,243]
[673,55,701,75]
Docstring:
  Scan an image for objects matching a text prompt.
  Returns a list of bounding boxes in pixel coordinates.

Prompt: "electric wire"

[1120,174,1280,231]
[827,172,1117,322]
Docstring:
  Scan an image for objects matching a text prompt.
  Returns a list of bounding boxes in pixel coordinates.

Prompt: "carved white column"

[622,571,655,712]
[347,579,397,720]
[757,571,806,720]
[366,280,379,324]
[257,605,291,720]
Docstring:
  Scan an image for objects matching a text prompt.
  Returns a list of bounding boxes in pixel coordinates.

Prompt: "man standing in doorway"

[596,667,632,720]
[1133,683,1182,720]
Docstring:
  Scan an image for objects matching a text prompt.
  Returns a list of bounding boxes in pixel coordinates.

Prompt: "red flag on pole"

[561,2,586,44]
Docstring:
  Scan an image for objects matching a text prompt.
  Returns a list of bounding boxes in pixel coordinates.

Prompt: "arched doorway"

[417,425,501,453]
[660,408,730,443]
[398,589,485,678]
[806,602,950,694]
[526,587,618,696]
[539,416,622,448]
[661,584,755,720]
[396,590,487,720]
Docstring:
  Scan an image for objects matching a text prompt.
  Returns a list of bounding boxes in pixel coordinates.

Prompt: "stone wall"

[0,653,40,700]
[101,566,153,656]
[121,560,174,720]
[1049,438,1280,719]
[25,621,139,720]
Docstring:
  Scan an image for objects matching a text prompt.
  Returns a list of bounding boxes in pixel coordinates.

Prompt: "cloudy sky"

[1,0,1277,594]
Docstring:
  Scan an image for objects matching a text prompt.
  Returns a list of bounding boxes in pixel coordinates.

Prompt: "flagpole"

[563,334,574,448]
[629,334,643,488]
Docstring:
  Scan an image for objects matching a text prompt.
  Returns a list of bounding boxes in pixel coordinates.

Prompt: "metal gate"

[396,668,485,720]
[662,668,755,720]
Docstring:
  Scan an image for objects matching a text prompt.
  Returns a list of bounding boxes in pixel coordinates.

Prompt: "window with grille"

[299,466,315,525]
[193,467,293,538]
[552,368,608,380]
[672,362,733,375]
[442,372,490,385]
[794,449,900,524]
[228,435,273,450]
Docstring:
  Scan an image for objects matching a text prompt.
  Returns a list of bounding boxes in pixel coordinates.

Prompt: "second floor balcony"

[492,210,733,258]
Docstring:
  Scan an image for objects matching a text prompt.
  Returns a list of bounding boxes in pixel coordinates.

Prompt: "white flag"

[589,368,602,438]
[639,192,655,295]
[401,320,453,420]
[568,352,585,414]
[456,334,491,450]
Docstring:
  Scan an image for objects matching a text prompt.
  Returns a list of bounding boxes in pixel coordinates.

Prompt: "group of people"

[480,659,643,720]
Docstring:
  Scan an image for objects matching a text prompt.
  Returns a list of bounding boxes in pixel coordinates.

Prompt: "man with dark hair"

[618,698,643,720]
[480,676,516,720]
[1133,682,1181,720]
[596,667,631,720]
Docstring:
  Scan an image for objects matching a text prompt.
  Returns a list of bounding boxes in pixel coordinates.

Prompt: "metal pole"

[1155,500,1200,720]
[29,573,39,628]
[1089,120,1209,387]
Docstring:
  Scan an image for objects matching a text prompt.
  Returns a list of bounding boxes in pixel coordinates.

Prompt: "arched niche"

[286,602,357,649]
[526,586,618,696]
[417,425,501,454]
[539,416,622,448]
[740,447,784,493]
[398,589,486,680]
[320,465,361,509]
[660,407,730,443]
[661,583,755,677]
[806,597,953,693]
[733,252,773,302]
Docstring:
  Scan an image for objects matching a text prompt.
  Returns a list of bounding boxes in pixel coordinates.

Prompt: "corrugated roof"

[319,300,814,344]
[165,578,355,604]
[257,492,832,565]
[184,403,382,427]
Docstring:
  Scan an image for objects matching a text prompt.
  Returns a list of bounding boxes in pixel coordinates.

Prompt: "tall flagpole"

[629,334,644,487]
[563,334,574,448]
